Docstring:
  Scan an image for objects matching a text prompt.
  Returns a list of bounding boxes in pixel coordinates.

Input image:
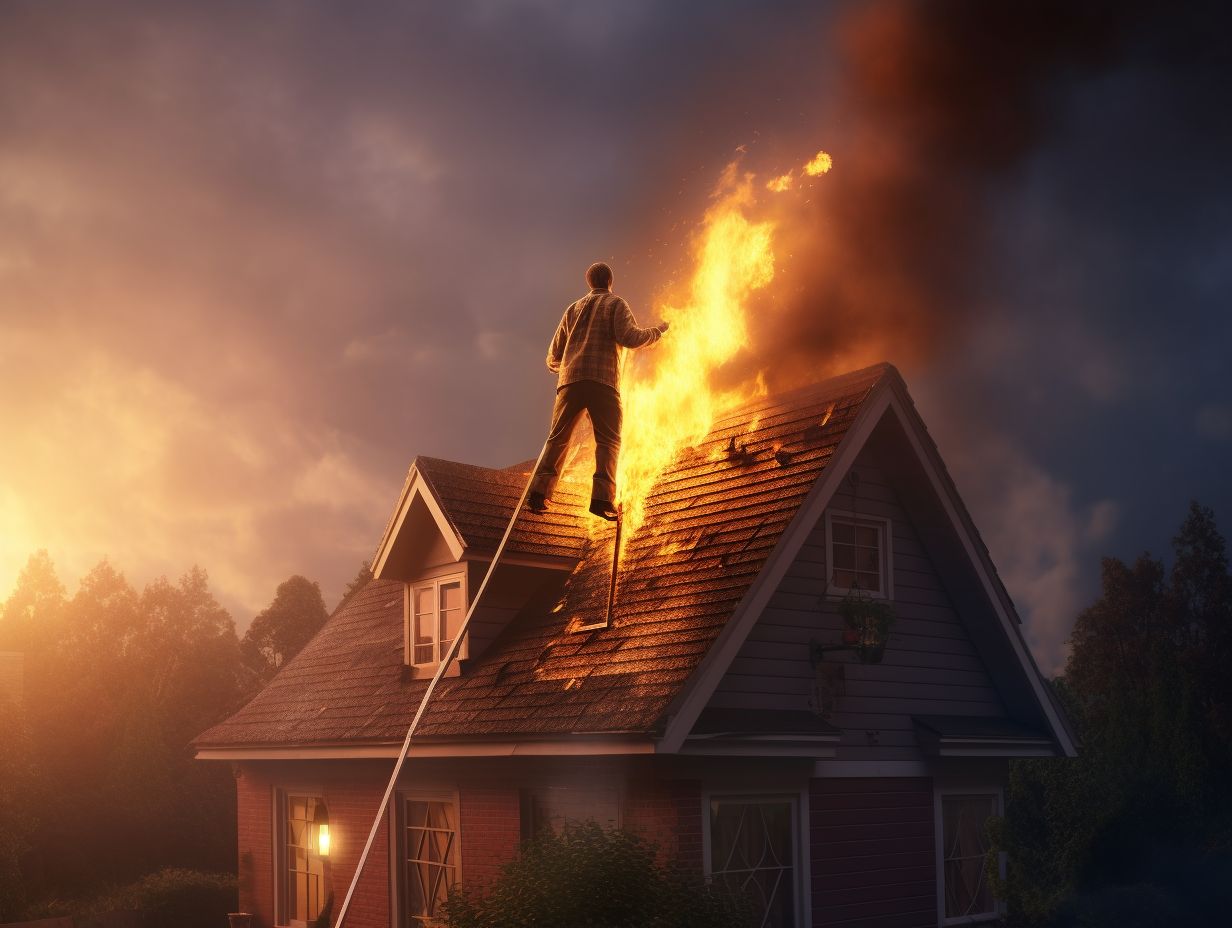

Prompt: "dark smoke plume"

[747,0,1138,388]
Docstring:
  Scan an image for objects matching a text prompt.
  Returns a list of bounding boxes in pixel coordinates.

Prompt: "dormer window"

[406,574,467,666]
[825,512,893,599]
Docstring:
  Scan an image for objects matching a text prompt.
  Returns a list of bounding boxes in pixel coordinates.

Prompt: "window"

[407,575,466,665]
[707,796,800,928]
[398,796,459,926]
[937,791,1001,924]
[520,786,620,840]
[826,513,891,597]
[278,793,328,927]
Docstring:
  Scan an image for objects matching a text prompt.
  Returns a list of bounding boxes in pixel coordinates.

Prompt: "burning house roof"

[195,364,889,749]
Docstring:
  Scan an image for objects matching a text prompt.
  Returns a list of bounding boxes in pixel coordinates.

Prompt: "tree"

[996,502,1232,926]
[0,697,37,920]
[336,561,373,612]
[0,550,67,653]
[241,575,329,683]
[0,556,249,906]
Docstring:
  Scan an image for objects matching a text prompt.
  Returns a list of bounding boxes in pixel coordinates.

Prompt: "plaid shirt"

[546,288,664,391]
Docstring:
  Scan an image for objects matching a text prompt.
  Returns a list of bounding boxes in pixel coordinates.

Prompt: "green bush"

[442,821,750,928]
[80,868,237,928]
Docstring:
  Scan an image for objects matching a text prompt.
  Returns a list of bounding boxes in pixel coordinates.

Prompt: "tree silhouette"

[998,502,1232,925]
[241,575,329,684]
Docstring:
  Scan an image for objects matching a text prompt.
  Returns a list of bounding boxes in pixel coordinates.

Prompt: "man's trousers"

[530,379,621,505]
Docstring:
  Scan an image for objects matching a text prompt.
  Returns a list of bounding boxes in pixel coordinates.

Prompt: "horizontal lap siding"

[810,778,936,928]
[711,458,1004,763]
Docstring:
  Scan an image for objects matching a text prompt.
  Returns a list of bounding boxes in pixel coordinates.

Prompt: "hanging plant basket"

[836,589,895,664]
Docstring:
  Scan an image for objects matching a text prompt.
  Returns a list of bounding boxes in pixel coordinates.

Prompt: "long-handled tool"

[332,441,551,928]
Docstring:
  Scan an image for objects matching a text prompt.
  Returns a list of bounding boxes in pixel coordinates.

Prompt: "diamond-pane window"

[709,797,797,928]
[402,798,458,925]
[941,794,998,920]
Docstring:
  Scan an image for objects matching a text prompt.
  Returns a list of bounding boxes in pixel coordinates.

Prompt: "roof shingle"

[195,364,891,748]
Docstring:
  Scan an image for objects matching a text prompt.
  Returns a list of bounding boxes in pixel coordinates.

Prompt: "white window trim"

[273,785,329,928]
[391,788,463,928]
[934,785,1005,927]
[702,788,811,928]
[405,573,468,667]
[824,510,894,600]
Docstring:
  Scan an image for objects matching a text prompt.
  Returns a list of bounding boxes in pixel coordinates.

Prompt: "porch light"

[314,802,331,858]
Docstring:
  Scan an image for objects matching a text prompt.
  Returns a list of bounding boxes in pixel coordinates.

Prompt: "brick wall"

[622,777,704,872]
[457,785,522,889]
[809,777,936,928]
[235,762,392,928]
[236,765,274,925]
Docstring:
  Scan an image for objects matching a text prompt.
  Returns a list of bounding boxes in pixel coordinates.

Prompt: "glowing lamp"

[313,803,331,858]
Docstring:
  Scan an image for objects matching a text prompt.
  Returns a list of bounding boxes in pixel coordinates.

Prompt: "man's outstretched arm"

[612,299,668,348]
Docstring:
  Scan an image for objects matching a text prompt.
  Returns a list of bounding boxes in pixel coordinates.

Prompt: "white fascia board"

[883,379,1078,758]
[195,738,656,762]
[372,468,465,578]
[658,381,894,754]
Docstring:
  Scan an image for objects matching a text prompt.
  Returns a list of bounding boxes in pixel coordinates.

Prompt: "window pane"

[403,798,458,922]
[942,795,997,919]
[414,586,433,614]
[855,546,879,574]
[438,581,464,655]
[285,794,326,922]
[832,543,855,570]
[710,799,796,928]
[856,524,879,547]
[831,520,855,544]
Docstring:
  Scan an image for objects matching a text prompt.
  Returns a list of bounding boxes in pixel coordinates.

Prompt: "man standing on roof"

[528,261,668,521]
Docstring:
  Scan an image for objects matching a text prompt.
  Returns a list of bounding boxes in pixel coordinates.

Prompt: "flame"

[766,172,794,192]
[804,150,833,176]
[615,163,776,536]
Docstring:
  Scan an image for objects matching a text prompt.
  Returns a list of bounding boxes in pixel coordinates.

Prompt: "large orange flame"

[615,162,777,536]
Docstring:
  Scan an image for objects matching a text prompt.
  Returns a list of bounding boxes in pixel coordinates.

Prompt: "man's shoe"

[527,492,549,514]
[589,499,619,522]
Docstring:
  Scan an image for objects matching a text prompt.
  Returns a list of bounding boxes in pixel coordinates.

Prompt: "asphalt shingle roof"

[195,364,890,748]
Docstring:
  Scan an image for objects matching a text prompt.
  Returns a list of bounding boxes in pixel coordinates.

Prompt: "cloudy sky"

[1,0,1228,673]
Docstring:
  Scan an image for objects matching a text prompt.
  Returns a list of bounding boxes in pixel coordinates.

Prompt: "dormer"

[371,456,585,676]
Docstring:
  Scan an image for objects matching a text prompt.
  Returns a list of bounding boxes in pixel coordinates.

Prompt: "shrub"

[442,821,750,928]
[79,868,237,928]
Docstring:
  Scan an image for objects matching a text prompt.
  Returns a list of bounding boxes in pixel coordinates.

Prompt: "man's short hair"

[586,262,614,290]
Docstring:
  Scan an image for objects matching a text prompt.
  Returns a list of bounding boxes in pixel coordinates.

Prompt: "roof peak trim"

[372,462,466,578]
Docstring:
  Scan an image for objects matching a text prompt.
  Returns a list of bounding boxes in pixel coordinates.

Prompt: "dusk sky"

[1,0,1228,675]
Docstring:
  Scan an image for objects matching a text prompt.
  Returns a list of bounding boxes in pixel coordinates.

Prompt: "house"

[194,363,1075,928]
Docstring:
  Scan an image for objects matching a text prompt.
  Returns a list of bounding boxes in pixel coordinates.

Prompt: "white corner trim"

[658,382,894,754]
[372,469,465,579]
[884,384,1077,758]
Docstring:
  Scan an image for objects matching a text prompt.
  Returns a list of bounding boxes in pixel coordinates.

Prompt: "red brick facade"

[236,761,945,928]
[809,777,937,928]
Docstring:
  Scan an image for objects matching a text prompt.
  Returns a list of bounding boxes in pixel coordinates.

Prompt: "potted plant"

[836,589,895,663]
